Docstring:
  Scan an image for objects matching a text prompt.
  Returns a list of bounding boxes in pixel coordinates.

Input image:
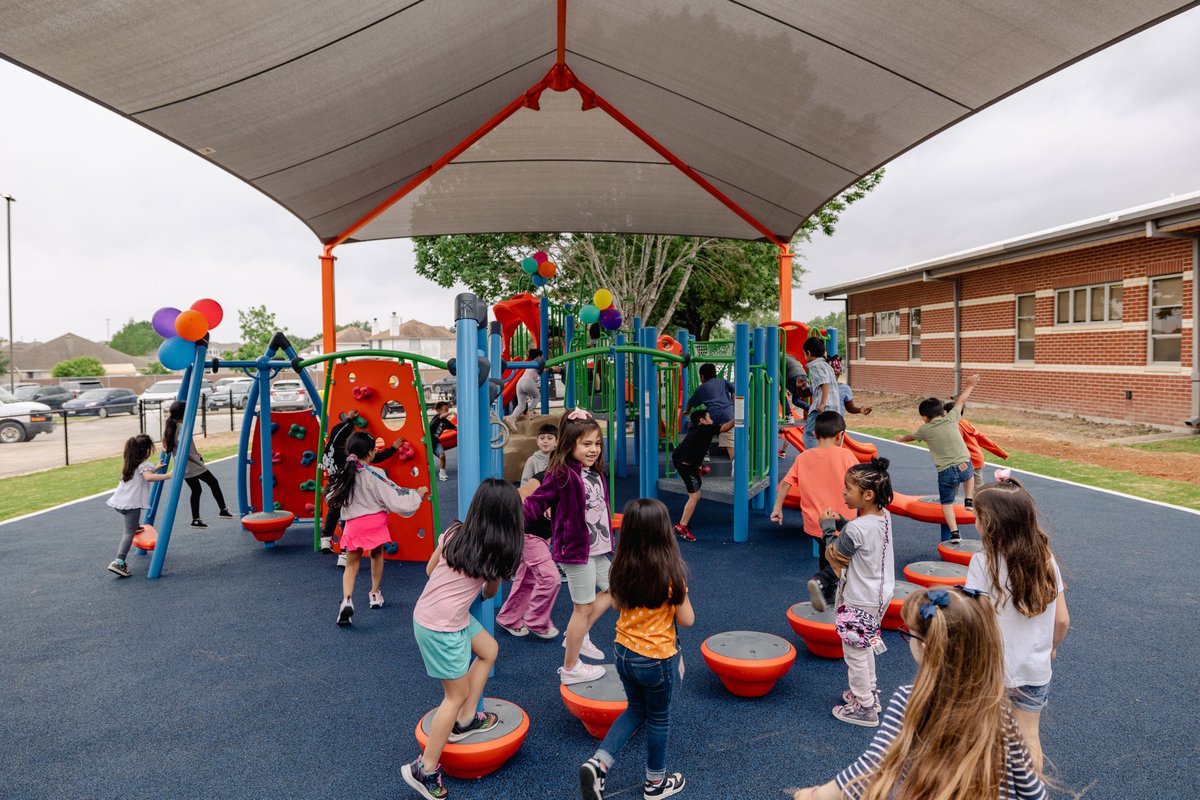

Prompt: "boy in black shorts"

[671,408,733,541]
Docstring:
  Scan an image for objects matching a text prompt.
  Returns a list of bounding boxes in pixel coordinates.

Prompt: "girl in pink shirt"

[402,479,524,800]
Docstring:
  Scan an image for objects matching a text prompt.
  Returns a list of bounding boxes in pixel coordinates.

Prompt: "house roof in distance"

[369,320,454,341]
[12,333,152,371]
[810,190,1200,299]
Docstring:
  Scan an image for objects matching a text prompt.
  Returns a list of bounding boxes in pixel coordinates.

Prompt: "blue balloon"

[531,274,547,287]
[158,336,195,371]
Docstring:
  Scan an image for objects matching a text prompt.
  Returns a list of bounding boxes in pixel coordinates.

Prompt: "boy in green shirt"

[894,374,980,543]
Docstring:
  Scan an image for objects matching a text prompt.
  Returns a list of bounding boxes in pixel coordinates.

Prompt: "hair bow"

[993,468,1012,483]
[919,587,951,620]
[566,408,591,421]
[959,587,987,598]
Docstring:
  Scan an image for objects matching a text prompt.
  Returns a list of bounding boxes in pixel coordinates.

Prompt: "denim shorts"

[1009,682,1050,712]
[936,462,974,505]
[413,615,483,680]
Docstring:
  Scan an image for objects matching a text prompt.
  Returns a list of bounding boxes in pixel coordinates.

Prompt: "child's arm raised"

[954,374,980,411]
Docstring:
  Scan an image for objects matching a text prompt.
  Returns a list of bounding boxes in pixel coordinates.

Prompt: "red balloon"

[174,309,208,342]
[532,251,549,265]
[191,298,224,329]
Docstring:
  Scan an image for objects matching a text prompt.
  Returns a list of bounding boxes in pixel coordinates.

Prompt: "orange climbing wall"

[322,359,437,563]
[250,409,321,520]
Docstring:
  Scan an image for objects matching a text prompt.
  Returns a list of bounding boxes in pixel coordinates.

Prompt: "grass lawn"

[852,426,1200,511]
[0,445,240,523]
[1130,436,1200,455]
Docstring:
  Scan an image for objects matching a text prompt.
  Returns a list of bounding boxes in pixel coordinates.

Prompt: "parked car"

[59,379,104,398]
[269,380,312,411]
[139,379,213,406]
[14,385,72,409]
[208,379,253,410]
[428,374,457,402]
[62,388,138,417]
[0,386,55,443]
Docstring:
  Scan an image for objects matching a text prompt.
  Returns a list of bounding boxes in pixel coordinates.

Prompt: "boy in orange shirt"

[769,410,859,611]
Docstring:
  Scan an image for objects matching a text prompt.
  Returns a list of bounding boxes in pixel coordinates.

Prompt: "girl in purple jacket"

[523,410,614,685]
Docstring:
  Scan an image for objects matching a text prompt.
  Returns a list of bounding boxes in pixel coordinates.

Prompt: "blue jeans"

[597,643,676,780]
[936,462,974,540]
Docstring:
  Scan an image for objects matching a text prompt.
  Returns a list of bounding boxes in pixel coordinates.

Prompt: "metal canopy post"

[614,332,628,478]
[454,294,484,520]
[733,323,750,543]
[751,326,766,511]
[764,325,780,516]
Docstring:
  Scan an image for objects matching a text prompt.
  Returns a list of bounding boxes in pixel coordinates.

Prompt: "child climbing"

[823,457,895,727]
[318,409,402,560]
[965,472,1069,773]
[428,401,457,482]
[521,423,557,483]
[789,586,1047,799]
[894,374,980,543]
[106,434,173,577]
[523,410,614,685]
[402,479,525,800]
[325,431,427,624]
[801,338,840,449]
[684,363,735,461]
[510,347,545,419]
[162,400,232,528]
[769,411,860,611]
[579,498,693,800]
[671,408,733,541]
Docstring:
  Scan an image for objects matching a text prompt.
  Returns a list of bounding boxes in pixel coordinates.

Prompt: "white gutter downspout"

[924,271,962,394]
[1145,221,1200,429]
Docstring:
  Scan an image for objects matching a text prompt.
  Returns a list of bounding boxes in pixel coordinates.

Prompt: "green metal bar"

[313,363,335,551]
[412,368,441,539]
[298,349,448,371]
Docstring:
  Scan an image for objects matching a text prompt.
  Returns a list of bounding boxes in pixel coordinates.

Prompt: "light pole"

[2,194,13,391]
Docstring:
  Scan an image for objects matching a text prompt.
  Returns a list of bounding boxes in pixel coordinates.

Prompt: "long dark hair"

[973,477,1059,617]
[609,498,688,610]
[325,431,374,509]
[122,434,155,482]
[546,413,606,476]
[846,456,894,508]
[443,478,524,581]
[162,401,186,454]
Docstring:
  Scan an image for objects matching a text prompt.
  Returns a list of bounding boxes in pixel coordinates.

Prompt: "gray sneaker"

[833,699,879,727]
[842,688,881,712]
[807,578,827,612]
[107,560,132,578]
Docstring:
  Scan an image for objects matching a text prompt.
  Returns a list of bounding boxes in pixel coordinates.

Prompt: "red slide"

[493,293,542,406]
[779,425,877,463]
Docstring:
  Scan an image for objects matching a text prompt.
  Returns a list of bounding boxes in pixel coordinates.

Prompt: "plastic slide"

[779,425,877,463]
[493,293,542,407]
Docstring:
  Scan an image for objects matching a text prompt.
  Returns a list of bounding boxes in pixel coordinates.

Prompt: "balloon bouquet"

[152,299,224,370]
[579,289,623,333]
[520,250,558,288]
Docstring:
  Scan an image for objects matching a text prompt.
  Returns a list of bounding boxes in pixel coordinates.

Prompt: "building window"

[1149,275,1183,363]
[857,315,866,356]
[1016,294,1036,362]
[873,310,899,336]
[909,308,921,360]
[1054,282,1122,324]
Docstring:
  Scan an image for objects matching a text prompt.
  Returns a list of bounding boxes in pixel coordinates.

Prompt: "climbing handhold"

[299,479,317,492]
[383,541,398,555]
[353,415,369,429]
[288,423,306,439]
[301,450,316,466]
[270,422,279,434]
[271,452,283,464]
[272,501,282,511]
[352,386,375,400]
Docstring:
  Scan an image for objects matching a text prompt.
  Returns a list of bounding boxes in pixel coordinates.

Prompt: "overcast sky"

[2,6,1199,345]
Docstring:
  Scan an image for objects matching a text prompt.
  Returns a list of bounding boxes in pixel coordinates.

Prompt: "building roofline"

[810,190,1200,299]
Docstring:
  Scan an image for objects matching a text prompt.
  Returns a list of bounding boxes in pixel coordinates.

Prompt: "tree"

[235,305,282,360]
[109,319,159,356]
[414,233,562,305]
[52,356,104,377]
[141,361,170,375]
[807,310,847,360]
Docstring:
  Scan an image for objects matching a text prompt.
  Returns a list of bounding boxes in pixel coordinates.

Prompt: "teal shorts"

[413,615,483,680]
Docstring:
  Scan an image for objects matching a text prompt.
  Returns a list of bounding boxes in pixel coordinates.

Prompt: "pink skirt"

[340,511,392,553]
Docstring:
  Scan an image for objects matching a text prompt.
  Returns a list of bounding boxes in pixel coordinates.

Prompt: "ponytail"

[325,431,374,509]
[122,435,154,483]
[846,456,893,508]
[162,400,185,454]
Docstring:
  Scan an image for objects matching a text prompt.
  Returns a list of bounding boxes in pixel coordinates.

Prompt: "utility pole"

[2,194,14,391]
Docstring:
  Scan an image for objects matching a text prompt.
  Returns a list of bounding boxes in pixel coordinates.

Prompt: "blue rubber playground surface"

[2,434,1196,799]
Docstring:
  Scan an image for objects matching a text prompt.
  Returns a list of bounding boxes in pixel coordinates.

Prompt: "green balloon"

[521,257,538,274]
[580,304,601,324]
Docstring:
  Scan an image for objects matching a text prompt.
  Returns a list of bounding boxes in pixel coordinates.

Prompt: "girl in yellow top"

[579,498,694,800]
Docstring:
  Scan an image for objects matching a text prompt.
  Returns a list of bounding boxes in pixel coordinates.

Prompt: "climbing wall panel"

[250,409,320,520]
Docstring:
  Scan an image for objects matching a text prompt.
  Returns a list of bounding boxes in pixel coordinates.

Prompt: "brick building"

[811,193,1199,429]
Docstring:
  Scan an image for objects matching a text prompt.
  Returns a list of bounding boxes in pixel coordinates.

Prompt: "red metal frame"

[320,0,789,353]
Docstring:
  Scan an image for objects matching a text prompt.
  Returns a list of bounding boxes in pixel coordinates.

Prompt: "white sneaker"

[336,599,354,626]
[438,470,449,482]
[369,591,384,609]
[558,661,605,685]
[531,625,560,639]
[336,552,347,568]
[564,634,605,661]
[319,536,333,553]
[499,622,529,637]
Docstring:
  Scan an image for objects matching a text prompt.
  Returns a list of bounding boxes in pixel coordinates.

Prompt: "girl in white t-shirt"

[106,434,172,578]
[965,470,1070,772]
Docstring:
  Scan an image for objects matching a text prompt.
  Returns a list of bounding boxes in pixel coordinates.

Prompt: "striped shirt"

[835,685,1047,799]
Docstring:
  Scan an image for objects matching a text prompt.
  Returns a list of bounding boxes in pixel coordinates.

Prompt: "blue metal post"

[564,314,576,409]
[632,316,641,464]
[235,376,261,516]
[539,296,550,415]
[641,326,659,500]
[826,328,839,359]
[614,333,628,478]
[733,323,750,543]
[148,342,208,578]
[454,295,483,520]
[477,325,491,481]
[255,353,278,548]
[676,328,690,434]
[764,325,780,516]
[488,322,504,481]
[751,326,766,511]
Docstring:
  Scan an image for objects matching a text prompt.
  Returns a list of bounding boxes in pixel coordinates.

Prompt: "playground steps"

[656,475,770,504]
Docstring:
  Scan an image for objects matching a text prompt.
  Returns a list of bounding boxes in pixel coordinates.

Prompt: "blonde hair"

[974,477,1059,617]
[847,587,1037,799]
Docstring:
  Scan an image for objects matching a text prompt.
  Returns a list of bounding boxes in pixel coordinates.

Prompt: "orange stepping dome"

[888,493,974,525]
[786,602,842,659]
[131,524,157,552]
[241,510,295,543]
[414,698,528,779]
[883,581,923,631]
[904,560,968,588]
[701,631,796,697]
[611,513,622,531]
[937,538,983,567]
[560,666,627,738]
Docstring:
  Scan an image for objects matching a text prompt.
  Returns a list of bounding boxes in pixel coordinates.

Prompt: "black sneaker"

[643,772,686,799]
[963,498,974,510]
[448,711,498,742]
[218,508,235,519]
[807,577,827,612]
[401,758,447,800]
[948,530,963,545]
[579,757,606,800]
[190,519,208,529]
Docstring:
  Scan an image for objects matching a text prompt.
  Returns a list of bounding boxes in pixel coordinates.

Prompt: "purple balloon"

[599,307,623,330]
[152,307,181,338]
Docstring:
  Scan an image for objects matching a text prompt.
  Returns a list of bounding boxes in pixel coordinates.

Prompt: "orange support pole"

[321,249,337,355]
[778,243,793,322]
[556,0,567,65]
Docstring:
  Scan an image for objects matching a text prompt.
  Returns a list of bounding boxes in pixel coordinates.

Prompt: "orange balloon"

[537,261,557,278]
[174,309,208,342]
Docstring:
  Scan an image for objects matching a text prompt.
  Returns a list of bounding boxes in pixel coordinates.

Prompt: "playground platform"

[2,436,1196,798]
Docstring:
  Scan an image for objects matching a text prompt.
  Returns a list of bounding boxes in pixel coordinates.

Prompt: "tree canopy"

[235,306,281,360]
[51,356,104,377]
[109,319,159,356]
[807,310,847,360]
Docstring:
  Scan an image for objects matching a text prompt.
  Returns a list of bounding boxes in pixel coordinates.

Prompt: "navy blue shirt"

[686,378,735,425]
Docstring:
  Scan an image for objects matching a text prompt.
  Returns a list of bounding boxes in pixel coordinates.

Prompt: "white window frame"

[1054,282,1123,325]
[873,310,899,336]
[1148,275,1183,364]
[1015,293,1036,363]
[909,307,921,361]
[857,315,866,356]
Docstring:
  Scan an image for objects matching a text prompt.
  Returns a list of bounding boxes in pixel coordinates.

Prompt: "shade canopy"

[2,1,1193,245]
